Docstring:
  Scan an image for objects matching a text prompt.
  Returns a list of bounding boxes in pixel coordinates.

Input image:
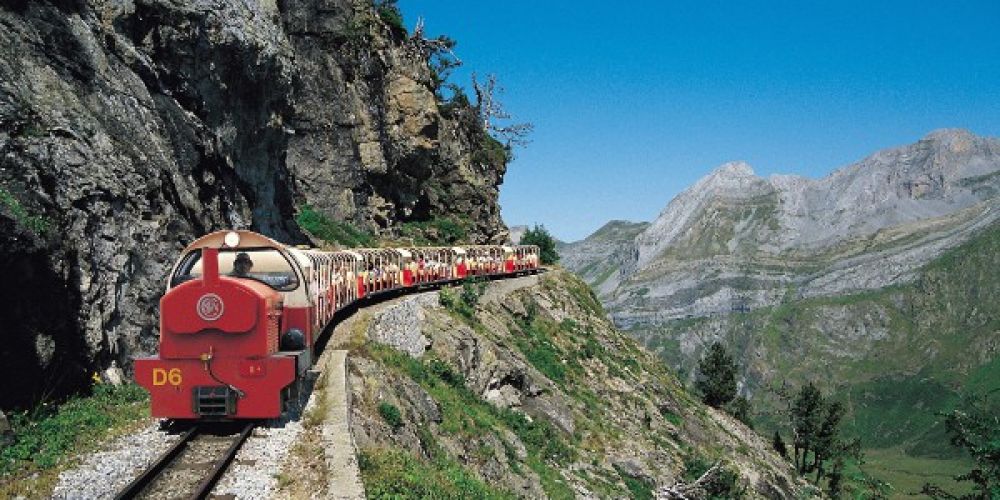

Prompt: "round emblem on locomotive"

[196,293,224,321]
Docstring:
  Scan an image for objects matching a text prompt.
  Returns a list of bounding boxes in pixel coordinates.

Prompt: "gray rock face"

[637,130,1000,269]
[347,272,806,498]
[367,293,436,357]
[0,0,508,408]
[557,219,649,296]
[562,130,1000,327]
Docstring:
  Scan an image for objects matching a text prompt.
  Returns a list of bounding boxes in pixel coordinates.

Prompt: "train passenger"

[345,267,355,300]
[333,266,344,307]
[387,262,400,286]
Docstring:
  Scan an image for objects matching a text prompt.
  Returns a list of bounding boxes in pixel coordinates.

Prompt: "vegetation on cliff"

[635,221,1000,496]
[0,383,148,497]
[335,270,805,498]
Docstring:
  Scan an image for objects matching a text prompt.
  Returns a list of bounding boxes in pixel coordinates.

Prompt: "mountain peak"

[710,161,756,178]
[922,128,974,142]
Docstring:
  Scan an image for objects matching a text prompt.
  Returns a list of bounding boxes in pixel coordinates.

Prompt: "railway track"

[115,423,254,500]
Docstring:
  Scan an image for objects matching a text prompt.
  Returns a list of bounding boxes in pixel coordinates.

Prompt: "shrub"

[922,393,1000,499]
[377,402,403,430]
[727,396,753,428]
[519,225,560,264]
[373,0,405,34]
[460,278,484,309]
[472,132,511,167]
[438,287,458,309]
[683,457,744,499]
[439,280,482,320]
[425,358,464,388]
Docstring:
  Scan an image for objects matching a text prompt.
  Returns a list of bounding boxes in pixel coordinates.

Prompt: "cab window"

[171,248,300,291]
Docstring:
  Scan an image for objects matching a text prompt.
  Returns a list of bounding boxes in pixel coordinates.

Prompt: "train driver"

[233,252,253,277]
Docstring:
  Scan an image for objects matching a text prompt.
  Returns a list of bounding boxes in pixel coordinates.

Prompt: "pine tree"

[791,382,824,474]
[812,400,846,482]
[728,395,753,428]
[695,342,737,408]
[922,394,1000,499]
[772,431,788,459]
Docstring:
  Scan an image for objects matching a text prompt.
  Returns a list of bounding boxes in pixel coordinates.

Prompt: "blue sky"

[398,0,1000,241]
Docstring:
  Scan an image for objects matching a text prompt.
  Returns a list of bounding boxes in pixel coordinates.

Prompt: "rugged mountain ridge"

[561,129,1000,486]
[0,0,508,408]
[592,129,1000,326]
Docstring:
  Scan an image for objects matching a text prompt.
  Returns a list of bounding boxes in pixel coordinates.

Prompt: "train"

[134,230,541,420]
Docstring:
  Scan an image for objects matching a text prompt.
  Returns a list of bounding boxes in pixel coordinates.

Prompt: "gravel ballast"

[51,421,180,499]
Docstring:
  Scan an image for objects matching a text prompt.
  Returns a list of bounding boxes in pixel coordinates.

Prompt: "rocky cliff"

[327,270,808,498]
[0,0,508,409]
[557,220,648,297]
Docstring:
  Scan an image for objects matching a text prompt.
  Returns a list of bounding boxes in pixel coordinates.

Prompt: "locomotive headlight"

[224,231,241,248]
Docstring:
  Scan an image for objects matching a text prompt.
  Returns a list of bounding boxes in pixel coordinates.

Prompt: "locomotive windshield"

[171,248,300,291]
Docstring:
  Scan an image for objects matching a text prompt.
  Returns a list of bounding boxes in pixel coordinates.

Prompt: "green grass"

[843,374,957,450]
[615,465,654,500]
[529,454,575,499]
[367,343,574,463]
[0,383,148,497]
[398,216,470,245]
[296,205,373,247]
[511,316,582,386]
[857,448,974,499]
[359,448,514,499]
[0,185,51,235]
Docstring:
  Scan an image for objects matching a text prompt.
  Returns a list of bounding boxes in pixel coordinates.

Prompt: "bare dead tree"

[471,72,534,148]
[410,16,462,86]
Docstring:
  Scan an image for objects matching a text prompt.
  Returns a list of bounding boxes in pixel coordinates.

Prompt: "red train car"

[134,230,540,420]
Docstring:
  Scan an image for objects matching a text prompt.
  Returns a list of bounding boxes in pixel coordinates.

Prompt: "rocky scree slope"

[336,270,807,498]
[0,0,508,408]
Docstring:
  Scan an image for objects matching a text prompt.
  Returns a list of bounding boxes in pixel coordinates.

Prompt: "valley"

[561,130,1000,497]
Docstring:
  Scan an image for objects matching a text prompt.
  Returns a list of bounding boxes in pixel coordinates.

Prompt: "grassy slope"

[347,271,802,498]
[637,223,1000,496]
[0,383,149,498]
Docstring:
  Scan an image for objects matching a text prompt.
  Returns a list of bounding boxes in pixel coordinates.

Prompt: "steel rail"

[114,425,199,500]
[188,423,255,500]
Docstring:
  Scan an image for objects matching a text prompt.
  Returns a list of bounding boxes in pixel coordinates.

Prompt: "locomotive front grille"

[193,386,237,417]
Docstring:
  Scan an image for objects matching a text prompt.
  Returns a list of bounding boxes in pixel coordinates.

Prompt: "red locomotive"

[134,230,540,420]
